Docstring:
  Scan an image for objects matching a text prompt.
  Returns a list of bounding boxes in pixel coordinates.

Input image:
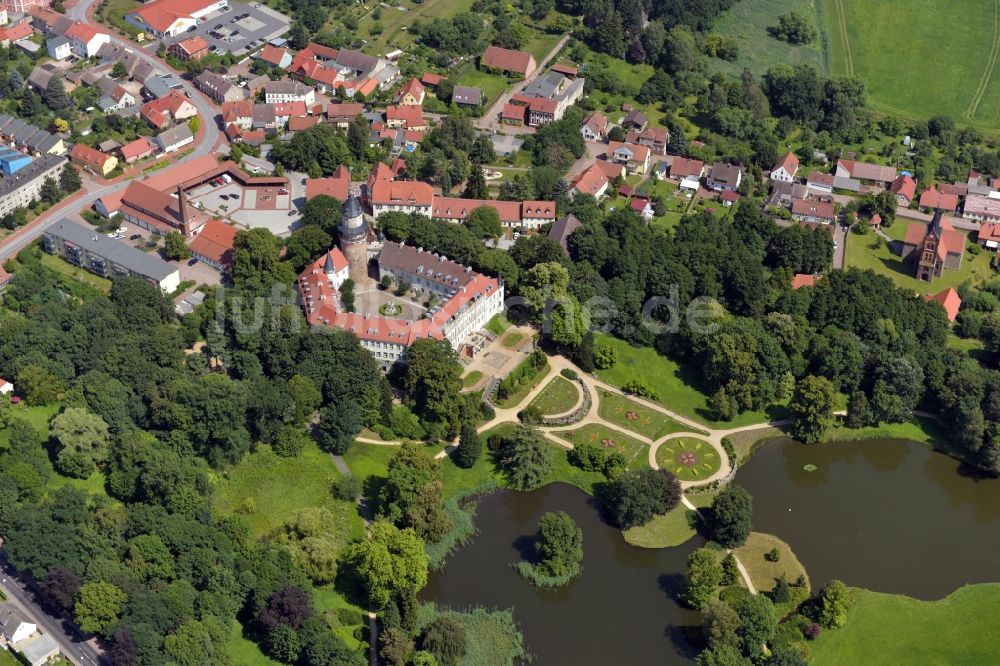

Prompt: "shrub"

[479,401,495,421]
[272,425,309,457]
[765,548,780,562]
[517,405,542,424]
[621,378,659,401]
[771,574,792,603]
[593,344,618,370]
[804,623,821,640]
[720,553,740,586]
[567,442,605,472]
[332,475,362,501]
[560,368,577,380]
[721,437,736,469]
[422,617,466,666]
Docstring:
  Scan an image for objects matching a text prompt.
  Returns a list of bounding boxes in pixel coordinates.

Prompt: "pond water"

[425,438,1000,662]
[736,437,1000,600]
[423,483,704,665]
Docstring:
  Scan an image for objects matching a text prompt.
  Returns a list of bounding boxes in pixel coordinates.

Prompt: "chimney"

[176,185,187,224]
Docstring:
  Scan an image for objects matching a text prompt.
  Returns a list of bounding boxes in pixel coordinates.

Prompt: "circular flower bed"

[379,302,402,317]
[655,438,722,482]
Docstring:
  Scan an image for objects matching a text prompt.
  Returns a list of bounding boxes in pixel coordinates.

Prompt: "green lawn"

[811,584,1000,665]
[521,29,562,64]
[582,47,665,127]
[0,404,59,448]
[593,334,787,428]
[357,0,477,53]
[452,64,512,110]
[213,442,365,542]
[486,313,512,336]
[655,438,722,482]
[226,621,282,666]
[311,586,368,651]
[550,423,650,470]
[528,376,579,416]
[844,230,994,294]
[96,0,144,38]
[496,362,551,409]
[461,370,484,388]
[40,254,112,294]
[500,331,526,349]
[732,532,810,594]
[709,0,824,77]
[820,0,1000,130]
[622,502,698,548]
[597,389,695,440]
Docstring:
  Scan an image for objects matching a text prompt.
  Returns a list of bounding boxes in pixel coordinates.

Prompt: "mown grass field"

[593,334,789,428]
[820,0,1000,130]
[551,423,650,470]
[733,532,810,594]
[655,438,721,482]
[598,389,695,440]
[709,0,825,76]
[528,375,579,416]
[811,584,1000,665]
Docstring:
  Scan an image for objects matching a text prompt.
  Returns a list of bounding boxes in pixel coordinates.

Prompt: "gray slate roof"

[47,219,177,281]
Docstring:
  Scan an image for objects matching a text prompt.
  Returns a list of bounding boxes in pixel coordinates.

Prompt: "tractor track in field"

[964,0,1000,122]
[831,0,854,76]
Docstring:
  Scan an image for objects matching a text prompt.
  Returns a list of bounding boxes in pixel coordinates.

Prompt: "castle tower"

[339,190,369,284]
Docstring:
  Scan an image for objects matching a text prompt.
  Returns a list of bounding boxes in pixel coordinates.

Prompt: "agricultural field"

[820,0,1000,130]
[709,0,825,76]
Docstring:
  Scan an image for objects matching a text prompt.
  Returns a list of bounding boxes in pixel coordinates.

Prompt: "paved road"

[832,223,847,269]
[0,555,102,666]
[0,0,222,263]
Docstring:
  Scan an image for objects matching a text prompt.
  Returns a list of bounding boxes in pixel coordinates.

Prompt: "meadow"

[709,0,825,76]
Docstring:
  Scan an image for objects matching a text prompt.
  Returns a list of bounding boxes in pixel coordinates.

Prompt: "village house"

[806,170,835,194]
[395,78,425,105]
[626,126,668,156]
[919,185,959,213]
[901,210,965,281]
[168,35,209,61]
[569,160,624,199]
[790,199,836,225]
[480,44,536,78]
[451,86,482,107]
[70,143,117,177]
[263,79,315,106]
[622,109,647,131]
[630,196,654,221]
[548,213,581,253]
[607,141,651,174]
[156,124,194,154]
[580,110,608,141]
[770,152,799,183]
[188,218,237,271]
[46,35,70,59]
[385,105,427,132]
[119,136,156,164]
[670,157,704,191]
[707,162,743,192]
[326,102,365,129]
[890,174,917,206]
[256,44,292,70]
[289,43,399,97]
[126,0,227,38]
[64,22,110,58]
[194,71,246,104]
[141,90,197,128]
[835,159,897,188]
[501,103,524,126]
[962,194,1000,223]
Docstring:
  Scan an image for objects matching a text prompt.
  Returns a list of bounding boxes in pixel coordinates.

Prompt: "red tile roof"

[791,199,835,221]
[481,45,535,76]
[670,157,704,179]
[501,103,524,121]
[773,151,799,175]
[257,45,289,67]
[420,73,444,86]
[919,186,959,211]
[385,104,425,128]
[0,22,33,42]
[306,166,350,201]
[370,179,435,207]
[570,164,608,196]
[288,115,319,131]
[890,174,916,201]
[925,288,961,322]
[607,141,651,164]
[398,78,424,101]
[980,221,1000,243]
[551,63,578,76]
[120,136,155,162]
[188,219,237,267]
[326,102,364,121]
[70,143,114,171]
[173,35,208,57]
[720,190,740,203]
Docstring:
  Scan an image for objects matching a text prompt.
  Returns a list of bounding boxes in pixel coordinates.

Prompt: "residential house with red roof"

[290,44,399,97]
[835,159,897,187]
[501,103,524,126]
[791,199,835,225]
[70,143,117,177]
[977,221,1000,261]
[626,126,669,156]
[420,73,443,87]
[0,21,33,45]
[630,197,654,221]
[395,78,424,105]
[119,136,155,164]
[168,35,209,61]
[140,90,197,129]
[256,44,292,70]
[919,185,959,212]
[580,110,607,141]
[65,22,109,57]
[480,45,536,78]
[806,170,835,193]
[326,102,365,129]
[0,378,13,396]
[890,174,916,206]
[669,157,704,191]
[385,105,427,131]
[770,152,799,183]
[188,219,236,271]
[901,210,965,281]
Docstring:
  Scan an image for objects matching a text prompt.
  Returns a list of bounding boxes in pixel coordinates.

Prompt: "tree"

[422,617,466,666]
[50,408,110,479]
[731,594,777,654]
[789,375,835,444]
[348,114,369,160]
[231,228,295,292]
[111,61,129,80]
[711,485,753,548]
[39,177,61,205]
[288,374,322,426]
[45,76,69,110]
[683,547,724,609]
[345,521,429,610]
[316,399,363,455]
[164,231,190,260]
[462,164,488,199]
[466,206,503,240]
[288,22,309,49]
[275,507,343,584]
[60,164,82,193]
[284,225,332,272]
[379,443,453,541]
[720,553,740,586]
[272,425,309,457]
[594,344,617,370]
[770,11,816,44]
[454,424,482,469]
[75,581,127,635]
[818,579,851,628]
[495,426,552,490]
[605,468,681,529]
[533,511,583,578]
[300,194,342,234]
[404,338,463,433]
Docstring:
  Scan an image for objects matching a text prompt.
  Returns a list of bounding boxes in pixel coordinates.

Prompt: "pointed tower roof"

[343,191,362,220]
[324,252,334,274]
[927,209,944,238]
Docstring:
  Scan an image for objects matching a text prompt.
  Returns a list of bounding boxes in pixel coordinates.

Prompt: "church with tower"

[900,210,966,282]
[296,194,505,369]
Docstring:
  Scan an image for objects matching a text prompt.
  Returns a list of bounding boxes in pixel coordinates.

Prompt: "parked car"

[187,25,197,32]
[278,188,288,195]
[130,234,141,240]
[188,258,198,266]
[116,227,127,234]
[214,23,223,29]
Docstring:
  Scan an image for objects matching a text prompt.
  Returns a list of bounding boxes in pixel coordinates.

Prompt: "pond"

[423,483,703,665]
[737,437,1000,600]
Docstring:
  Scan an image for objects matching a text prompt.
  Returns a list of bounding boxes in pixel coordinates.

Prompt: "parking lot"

[186,178,298,236]
[161,2,290,56]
